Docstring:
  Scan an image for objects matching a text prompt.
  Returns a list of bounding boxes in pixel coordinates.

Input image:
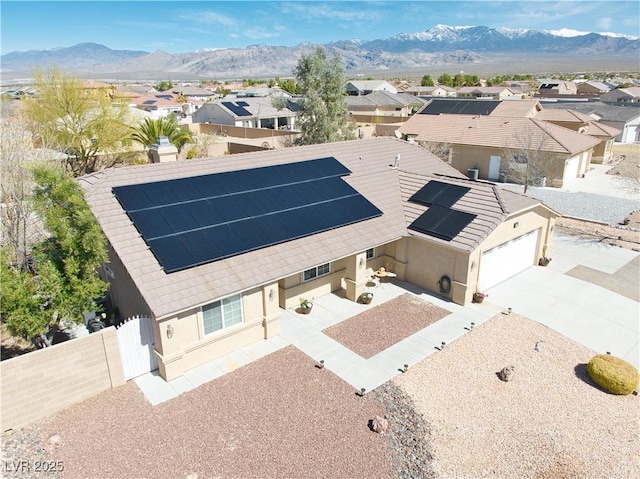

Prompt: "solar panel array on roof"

[221,101,252,117]
[236,101,249,107]
[113,157,382,273]
[409,205,476,241]
[156,94,173,100]
[419,99,501,116]
[409,181,470,207]
[143,100,156,105]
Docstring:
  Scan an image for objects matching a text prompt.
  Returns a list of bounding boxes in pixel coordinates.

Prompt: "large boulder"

[587,354,639,395]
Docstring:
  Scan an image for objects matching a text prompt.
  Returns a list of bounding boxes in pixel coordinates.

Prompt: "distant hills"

[1,25,637,80]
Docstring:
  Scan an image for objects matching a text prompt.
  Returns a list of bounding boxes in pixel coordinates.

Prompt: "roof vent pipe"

[389,154,400,169]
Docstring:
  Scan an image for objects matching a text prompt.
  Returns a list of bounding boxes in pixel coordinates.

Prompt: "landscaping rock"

[371,415,388,435]
[498,365,515,382]
[587,354,639,395]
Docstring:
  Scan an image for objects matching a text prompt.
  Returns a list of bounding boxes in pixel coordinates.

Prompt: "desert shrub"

[587,354,639,395]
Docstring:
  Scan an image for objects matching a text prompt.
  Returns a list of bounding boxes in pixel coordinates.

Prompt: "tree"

[421,75,434,87]
[0,165,109,346]
[292,46,355,145]
[279,79,297,94]
[155,80,173,92]
[0,109,47,270]
[131,116,194,153]
[500,128,553,194]
[22,68,135,176]
[438,73,453,87]
[418,140,452,163]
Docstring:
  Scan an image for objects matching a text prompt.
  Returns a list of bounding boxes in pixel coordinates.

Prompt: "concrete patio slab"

[183,360,225,388]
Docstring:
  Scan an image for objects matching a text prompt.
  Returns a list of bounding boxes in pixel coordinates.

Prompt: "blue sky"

[1,1,639,54]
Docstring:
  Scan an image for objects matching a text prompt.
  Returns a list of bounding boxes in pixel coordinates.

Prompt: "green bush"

[587,354,639,395]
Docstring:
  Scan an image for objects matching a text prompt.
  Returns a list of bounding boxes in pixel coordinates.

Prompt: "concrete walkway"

[134,233,639,405]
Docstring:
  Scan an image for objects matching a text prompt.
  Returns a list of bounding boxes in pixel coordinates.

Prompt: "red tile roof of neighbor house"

[79,137,552,319]
[399,114,600,155]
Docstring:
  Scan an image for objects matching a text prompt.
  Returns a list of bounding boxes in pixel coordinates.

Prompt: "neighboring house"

[118,84,159,96]
[346,80,397,96]
[535,108,620,163]
[456,86,518,100]
[172,85,216,101]
[541,101,640,143]
[191,96,297,130]
[405,86,451,97]
[346,91,426,119]
[536,80,578,96]
[398,113,600,187]
[600,87,640,104]
[415,98,542,118]
[79,137,557,381]
[130,93,184,118]
[576,81,612,96]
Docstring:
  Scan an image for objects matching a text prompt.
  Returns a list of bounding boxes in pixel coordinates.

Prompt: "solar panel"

[113,156,351,211]
[236,101,249,107]
[221,101,252,117]
[409,181,470,207]
[113,157,381,273]
[409,205,476,241]
[156,94,173,100]
[419,99,500,116]
[143,100,156,105]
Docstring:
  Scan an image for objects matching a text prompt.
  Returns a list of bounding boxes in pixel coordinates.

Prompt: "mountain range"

[1,24,637,80]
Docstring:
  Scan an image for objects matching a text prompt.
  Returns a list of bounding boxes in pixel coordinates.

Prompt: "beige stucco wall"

[154,284,280,380]
[401,206,555,305]
[0,327,125,431]
[450,144,590,188]
[103,243,152,320]
[404,237,471,304]
[466,206,555,303]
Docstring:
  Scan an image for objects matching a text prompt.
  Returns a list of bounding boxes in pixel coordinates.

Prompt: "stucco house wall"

[154,284,280,380]
[450,144,590,187]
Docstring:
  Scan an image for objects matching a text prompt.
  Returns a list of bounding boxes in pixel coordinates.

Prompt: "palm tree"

[131,116,193,153]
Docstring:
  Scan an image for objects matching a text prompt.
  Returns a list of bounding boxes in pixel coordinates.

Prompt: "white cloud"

[597,17,613,31]
[277,2,384,22]
[177,10,238,27]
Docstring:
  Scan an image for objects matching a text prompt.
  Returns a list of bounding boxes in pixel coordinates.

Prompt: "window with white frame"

[366,248,375,260]
[202,294,243,335]
[303,262,330,282]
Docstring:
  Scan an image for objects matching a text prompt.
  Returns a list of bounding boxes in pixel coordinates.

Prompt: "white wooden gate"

[116,316,158,380]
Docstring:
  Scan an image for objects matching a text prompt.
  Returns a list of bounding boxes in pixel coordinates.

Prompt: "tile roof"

[535,108,594,123]
[346,91,426,108]
[216,97,297,118]
[80,138,469,319]
[399,115,600,154]
[399,173,544,252]
[540,101,640,122]
[582,121,622,138]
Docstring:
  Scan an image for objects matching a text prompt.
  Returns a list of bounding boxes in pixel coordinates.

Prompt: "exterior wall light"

[166,324,174,339]
[359,257,365,269]
[513,222,519,228]
[269,289,274,302]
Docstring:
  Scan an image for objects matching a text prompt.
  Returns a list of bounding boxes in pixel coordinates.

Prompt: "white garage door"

[478,229,539,290]
[563,155,580,184]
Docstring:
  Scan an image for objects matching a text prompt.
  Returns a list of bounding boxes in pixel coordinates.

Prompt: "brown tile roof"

[489,100,542,117]
[79,138,466,319]
[583,121,621,138]
[399,173,546,252]
[535,108,594,123]
[399,115,600,154]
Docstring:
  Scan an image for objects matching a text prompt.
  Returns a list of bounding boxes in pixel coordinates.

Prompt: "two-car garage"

[478,229,540,291]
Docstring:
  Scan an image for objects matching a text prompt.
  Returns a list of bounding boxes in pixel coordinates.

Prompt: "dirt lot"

[557,145,640,251]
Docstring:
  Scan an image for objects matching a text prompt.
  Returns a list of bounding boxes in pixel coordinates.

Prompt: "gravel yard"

[393,313,640,479]
[322,293,450,358]
[3,310,639,478]
[2,347,394,479]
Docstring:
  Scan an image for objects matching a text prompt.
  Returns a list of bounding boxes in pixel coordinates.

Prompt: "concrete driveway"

[484,233,639,367]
